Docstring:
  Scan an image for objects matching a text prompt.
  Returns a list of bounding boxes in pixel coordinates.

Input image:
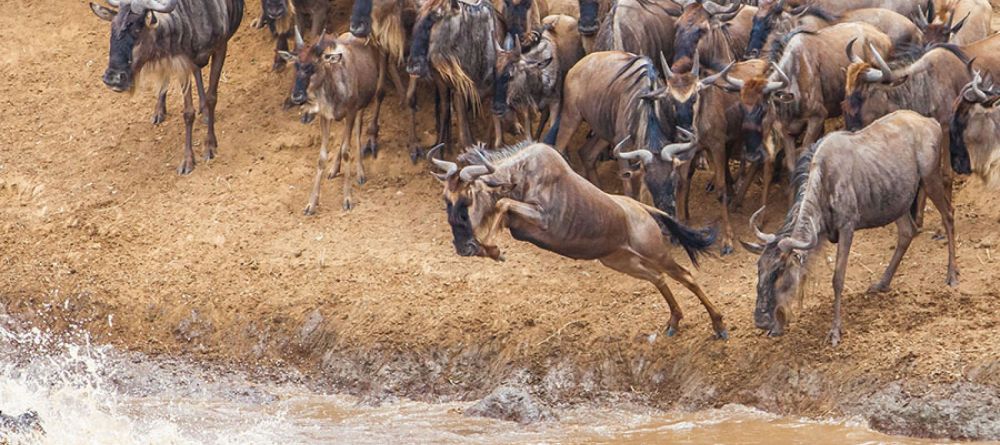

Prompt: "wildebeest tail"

[648,211,717,267]
[542,111,561,145]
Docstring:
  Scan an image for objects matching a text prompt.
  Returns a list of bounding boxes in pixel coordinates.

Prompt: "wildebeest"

[787,0,926,18]
[348,0,424,159]
[592,0,682,61]
[576,0,614,38]
[672,1,755,70]
[923,0,992,45]
[663,58,768,254]
[407,0,503,152]
[726,24,892,178]
[254,0,332,71]
[551,51,696,216]
[745,2,920,59]
[90,0,244,175]
[280,32,382,213]
[496,0,548,42]
[744,110,957,346]
[431,142,728,338]
[493,15,584,140]
[950,74,1000,186]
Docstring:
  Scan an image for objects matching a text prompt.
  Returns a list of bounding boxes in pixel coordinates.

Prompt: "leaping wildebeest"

[280,32,382,213]
[744,110,957,346]
[89,0,244,175]
[950,74,1000,186]
[431,142,728,338]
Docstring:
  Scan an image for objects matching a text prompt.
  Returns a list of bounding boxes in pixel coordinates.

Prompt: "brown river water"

[0,322,991,445]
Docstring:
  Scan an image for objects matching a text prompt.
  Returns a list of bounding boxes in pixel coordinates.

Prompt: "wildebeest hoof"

[272,59,287,72]
[409,146,425,164]
[931,231,946,241]
[947,274,959,288]
[203,148,216,161]
[721,244,734,256]
[357,175,367,186]
[828,328,841,347]
[362,141,378,159]
[327,169,341,180]
[303,203,318,215]
[867,282,890,294]
[151,111,166,125]
[665,326,678,337]
[714,329,729,340]
[342,199,354,211]
[705,181,716,193]
[301,112,316,124]
[177,160,195,175]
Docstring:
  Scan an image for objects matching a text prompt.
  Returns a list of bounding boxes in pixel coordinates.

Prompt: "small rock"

[465,386,555,424]
[0,410,43,435]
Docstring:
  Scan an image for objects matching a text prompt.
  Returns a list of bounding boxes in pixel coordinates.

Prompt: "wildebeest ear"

[323,52,344,64]
[773,91,795,103]
[890,75,909,87]
[90,2,117,21]
[481,177,514,192]
[740,240,765,254]
[277,51,298,63]
[536,57,553,68]
[145,11,159,28]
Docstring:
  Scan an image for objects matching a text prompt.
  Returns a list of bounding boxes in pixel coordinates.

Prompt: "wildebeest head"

[614,62,698,215]
[501,0,534,41]
[663,53,735,131]
[950,72,1000,176]
[577,0,600,36]
[430,146,512,261]
[492,27,555,116]
[262,0,291,22]
[277,27,323,107]
[743,207,816,336]
[350,0,375,37]
[673,2,742,66]
[89,0,179,92]
[407,0,463,79]
[745,0,785,58]
[718,62,791,161]
[915,0,969,46]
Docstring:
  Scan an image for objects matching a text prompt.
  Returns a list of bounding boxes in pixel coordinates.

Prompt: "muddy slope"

[2,0,999,440]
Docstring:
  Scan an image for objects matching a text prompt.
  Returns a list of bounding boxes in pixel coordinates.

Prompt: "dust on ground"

[1,0,999,440]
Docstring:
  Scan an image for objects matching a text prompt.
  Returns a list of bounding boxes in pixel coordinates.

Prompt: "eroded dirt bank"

[2,0,999,440]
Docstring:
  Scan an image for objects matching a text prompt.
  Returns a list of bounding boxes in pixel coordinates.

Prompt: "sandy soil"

[2,0,999,439]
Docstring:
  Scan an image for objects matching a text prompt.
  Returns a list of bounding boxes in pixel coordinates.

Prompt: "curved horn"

[704,1,740,16]
[711,3,743,21]
[763,62,789,93]
[660,128,698,161]
[700,61,735,86]
[614,135,655,165]
[951,11,970,34]
[131,0,177,13]
[868,42,892,80]
[916,4,929,29]
[692,49,701,77]
[428,146,459,180]
[723,74,745,90]
[294,25,305,49]
[862,67,885,82]
[106,0,122,7]
[749,206,777,244]
[845,38,863,64]
[777,219,819,252]
[659,51,673,80]
[965,71,989,102]
[459,164,492,182]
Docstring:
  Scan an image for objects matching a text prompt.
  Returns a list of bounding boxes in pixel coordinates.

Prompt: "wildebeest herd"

[89,0,999,346]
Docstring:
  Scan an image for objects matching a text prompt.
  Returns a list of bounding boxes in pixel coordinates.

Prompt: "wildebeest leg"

[454,95,474,149]
[923,173,959,287]
[598,253,685,338]
[733,161,758,210]
[340,113,358,210]
[711,144,734,255]
[363,57,388,158]
[195,68,208,120]
[273,33,290,72]
[675,159,695,222]
[387,59,407,105]
[178,78,196,175]
[869,214,917,293]
[152,81,168,125]
[203,45,227,161]
[406,77,422,162]
[493,113,505,148]
[579,138,609,187]
[829,228,855,347]
[305,117,333,216]
[533,108,550,141]
[659,257,728,339]
[355,111,367,186]
[553,105,581,160]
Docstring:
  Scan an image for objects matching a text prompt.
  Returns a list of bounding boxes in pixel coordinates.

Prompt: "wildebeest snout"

[455,239,481,257]
[102,69,130,92]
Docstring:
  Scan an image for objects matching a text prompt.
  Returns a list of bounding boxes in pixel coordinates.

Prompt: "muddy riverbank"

[1,0,999,440]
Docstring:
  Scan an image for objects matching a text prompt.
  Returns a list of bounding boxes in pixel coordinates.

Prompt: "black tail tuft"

[651,212,717,268]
